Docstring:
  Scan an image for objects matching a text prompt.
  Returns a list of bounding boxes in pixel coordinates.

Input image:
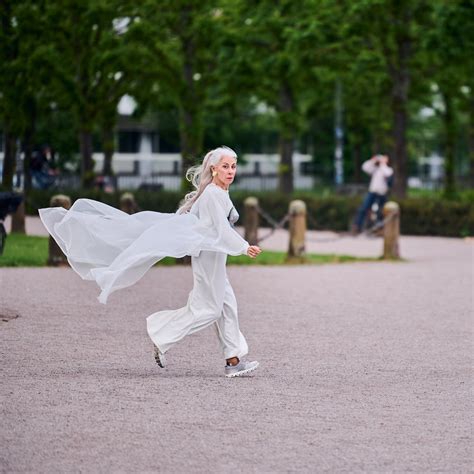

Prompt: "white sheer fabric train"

[39,184,249,304]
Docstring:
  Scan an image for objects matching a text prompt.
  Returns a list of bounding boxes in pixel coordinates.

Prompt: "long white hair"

[177,146,237,214]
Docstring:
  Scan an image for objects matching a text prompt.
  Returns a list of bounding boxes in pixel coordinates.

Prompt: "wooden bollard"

[383,201,400,259]
[48,194,71,266]
[287,200,307,262]
[11,198,25,234]
[120,192,138,214]
[244,196,259,245]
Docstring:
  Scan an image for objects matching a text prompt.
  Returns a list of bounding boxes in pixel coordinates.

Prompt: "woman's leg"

[146,251,227,353]
[216,287,259,377]
[214,278,249,362]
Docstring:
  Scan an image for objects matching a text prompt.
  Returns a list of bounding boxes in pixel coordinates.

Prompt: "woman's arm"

[199,188,250,256]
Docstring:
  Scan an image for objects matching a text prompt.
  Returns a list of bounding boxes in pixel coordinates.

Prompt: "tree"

[38,0,136,187]
[128,0,229,186]
[346,0,432,197]
[224,0,340,193]
[0,0,52,199]
[338,30,392,182]
[0,0,24,190]
[426,0,474,196]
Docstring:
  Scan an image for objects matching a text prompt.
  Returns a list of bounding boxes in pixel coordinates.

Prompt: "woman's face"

[212,155,237,188]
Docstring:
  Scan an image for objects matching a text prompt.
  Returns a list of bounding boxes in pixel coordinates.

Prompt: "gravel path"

[0,224,472,472]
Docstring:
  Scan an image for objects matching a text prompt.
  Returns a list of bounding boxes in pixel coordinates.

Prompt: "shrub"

[25,188,473,237]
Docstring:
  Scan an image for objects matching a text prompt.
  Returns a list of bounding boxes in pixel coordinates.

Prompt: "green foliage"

[127,0,233,171]
[1,0,472,194]
[227,251,376,265]
[422,1,474,196]
[232,192,473,237]
[221,0,342,190]
[399,197,474,237]
[40,0,136,119]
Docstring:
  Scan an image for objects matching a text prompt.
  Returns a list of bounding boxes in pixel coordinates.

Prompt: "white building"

[408,153,444,189]
[92,148,314,191]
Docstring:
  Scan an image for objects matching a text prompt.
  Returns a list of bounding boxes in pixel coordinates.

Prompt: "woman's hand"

[247,245,262,259]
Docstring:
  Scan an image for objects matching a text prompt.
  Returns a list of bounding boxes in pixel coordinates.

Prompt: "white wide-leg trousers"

[146,251,248,360]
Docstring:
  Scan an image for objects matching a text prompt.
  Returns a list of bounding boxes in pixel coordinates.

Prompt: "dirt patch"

[1,309,20,323]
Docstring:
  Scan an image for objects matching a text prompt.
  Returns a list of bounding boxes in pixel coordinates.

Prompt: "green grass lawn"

[0,234,49,267]
[227,252,373,265]
[0,233,377,267]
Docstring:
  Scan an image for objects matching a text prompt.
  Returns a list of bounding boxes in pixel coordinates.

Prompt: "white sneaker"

[153,345,166,368]
[224,359,259,378]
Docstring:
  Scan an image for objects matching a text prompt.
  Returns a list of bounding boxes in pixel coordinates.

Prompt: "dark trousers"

[354,192,386,232]
[32,170,55,189]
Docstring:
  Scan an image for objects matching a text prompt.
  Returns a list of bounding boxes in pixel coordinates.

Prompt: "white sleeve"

[380,164,394,177]
[362,159,376,175]
[198,189,249,256]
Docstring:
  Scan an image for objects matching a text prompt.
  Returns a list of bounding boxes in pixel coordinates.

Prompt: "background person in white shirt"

[354,154,394,233]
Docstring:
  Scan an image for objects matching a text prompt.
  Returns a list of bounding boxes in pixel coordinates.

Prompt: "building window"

[300,162,315,176]
[173,161,180,175]
[118,131,140,153]
[151,132,160,153]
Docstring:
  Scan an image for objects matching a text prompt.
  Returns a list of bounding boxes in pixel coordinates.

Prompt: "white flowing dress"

[39,183,250,359]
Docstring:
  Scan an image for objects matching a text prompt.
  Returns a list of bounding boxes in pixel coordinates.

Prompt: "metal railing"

[51,172,314,192]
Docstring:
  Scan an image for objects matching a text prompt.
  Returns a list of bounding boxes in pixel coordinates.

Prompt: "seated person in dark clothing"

[31,146,56,189]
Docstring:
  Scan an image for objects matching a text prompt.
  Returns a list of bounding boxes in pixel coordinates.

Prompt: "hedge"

[25,188,473,237]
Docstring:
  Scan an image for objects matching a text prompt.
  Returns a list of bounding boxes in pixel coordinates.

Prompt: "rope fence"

[363,209,398,236]
[247,197,401,260]
[256,206,290,244]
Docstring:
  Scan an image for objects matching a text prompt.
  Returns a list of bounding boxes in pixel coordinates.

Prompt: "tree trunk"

[351,133,363,183]
[469,92,474,188]
[79,128,94,188]
[1,3,19,192]
[23,97,36,194]
[2,129,17,191]
[23,135,33,193]
[177,107,198,261]
[389,20,411,198]
[391,90,408,197]
[372,132,383,156]
[101,126,115,176]
[13,108,35,234]
[11,200,25,234]
[179,107,203,185]
[278,84,295,194]
[178,23,204,191]
[279,135,294,193]
[441,91,456,197]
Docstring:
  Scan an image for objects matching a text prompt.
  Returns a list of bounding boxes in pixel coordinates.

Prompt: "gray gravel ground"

[0,231,472,473]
